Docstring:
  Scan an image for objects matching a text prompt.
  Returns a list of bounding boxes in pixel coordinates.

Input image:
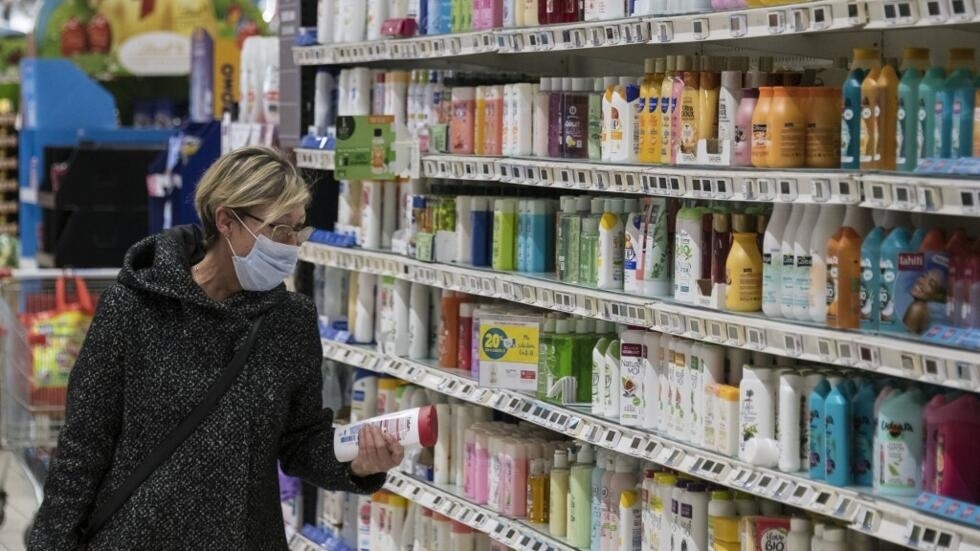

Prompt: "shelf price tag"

[778,179,798,202]
[655,21,674,42]
[746,327,766,350]
[729,14,748,37]
[767,10,787,32]
[692,18,709,39]
[918,185,943,212]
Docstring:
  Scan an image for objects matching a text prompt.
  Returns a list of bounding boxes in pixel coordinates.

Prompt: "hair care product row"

[843,47,979,171]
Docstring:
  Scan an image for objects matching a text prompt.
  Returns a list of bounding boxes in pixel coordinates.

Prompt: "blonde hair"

[194,146,310,243]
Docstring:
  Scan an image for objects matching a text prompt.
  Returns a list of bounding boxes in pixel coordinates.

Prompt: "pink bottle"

[463,426,479,499]
[472,0,503,30]
[734,88,759,166]
[450,86,476,154]
[501,438,529,517]
[929,395,980,502]
[922,393,947,493]
[968,254,980,328]
[474,427,491,504]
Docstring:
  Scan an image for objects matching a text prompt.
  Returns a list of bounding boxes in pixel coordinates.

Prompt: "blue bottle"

[910,227,928,250]
[809,378,832,480]
[528,199,554,273]
[936,49,975,158]
[417,0,429,35]
[825,378,853,486]
[852,381,876,486]
[917,66,946,161]
[896,49,930,171]
[471,196,492,267]
[860,226,886,331]
[516,200,528,272]
[879,227,912,331]
[841,64,868,169]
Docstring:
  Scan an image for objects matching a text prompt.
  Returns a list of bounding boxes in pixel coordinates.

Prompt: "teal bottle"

[860,226,887,331]
[916,66,946,161]
[841,67,868,169]
[937,52,976,158]
[879,227,912,331]
[897,49,930,171]
[852,381,876,487]
[825,378,853,486]
[911,227,928,250]
[809,379,832,480]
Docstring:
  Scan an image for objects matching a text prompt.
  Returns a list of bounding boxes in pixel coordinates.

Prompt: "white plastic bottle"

[408,282,430,359]
[359,180,382,249]
[777,371,805,473]
[807,205,846,323]
[597,199,626,290]
[822,528,846,551]
[787,518,812,551]
[680,483,709,551]
[366,0,388,40]
[617,490,641,551]
[533,78,552,158]
[811,524,825,551]
[762,203,791,317]
[699,343,725,448]
[350,370,379,423]
[738,366,776,461]
[790,205,821,320]
[604,339,622,420]
[353,272,376,344]
[333,406,438,461]
[619,330,646,427]
[779,204,806,319]
[642,332,661,432]
[317,0,336,44]
[592,337,611,416]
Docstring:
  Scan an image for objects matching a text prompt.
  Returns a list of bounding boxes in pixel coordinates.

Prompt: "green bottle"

[573,318,596,403]
[537,317,558,401]
[579,199,603,287]
[542,318,575,404]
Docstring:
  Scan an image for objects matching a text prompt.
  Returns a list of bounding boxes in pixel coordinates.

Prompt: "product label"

[794,255,813,309]
[809,407,823,470]
[827,254,839,307]
[877,416,920,491]
[762,251,780,307]
[477,320,540,391]
[620,342,645,424]
[841,106,854,163]
[889,250,950,334]
[860,100,875,163]
[934,100,944,158]
[860,255,876,323]
[674,229,698,300]
[897,101,907,165]
[918,100,929,159]
[739,387,761,457]
[952,99,963,155]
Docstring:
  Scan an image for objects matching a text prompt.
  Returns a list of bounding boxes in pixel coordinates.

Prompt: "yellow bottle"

[876,61,900,170]
[678,55,700,156]
[660,56,677,163]
[528,458,550,524]
[767,86,806,168]
[725,213,763,312]
[859,53,884,169]
[698,56,721,144]
[639,58,666,164]
[474,85,487,156]
[751,87,773,168]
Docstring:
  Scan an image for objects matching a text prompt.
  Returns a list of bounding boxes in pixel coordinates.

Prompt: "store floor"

[0,451,37,551]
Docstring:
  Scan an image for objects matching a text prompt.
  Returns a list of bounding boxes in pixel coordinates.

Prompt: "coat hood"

[118,225,287,317]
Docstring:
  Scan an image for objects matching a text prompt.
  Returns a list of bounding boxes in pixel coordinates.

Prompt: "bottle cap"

[611,198,627,213]
[555,318,572,334]
[949,48,975,62]
[743,437,779,468]
[576,443,594,465]
[700,55,718,72]
[902,47,930,61]
[620,490,639,508]
[623,198,639,214]
[539,77,552,91]
[710,490,733,501]
[604,76,619,89]
[542,318,557,333]
[595,320,614,334]
[721,70,742,90]
[562,77,574,90]
[713,213,731,233]
[573,78,591,92]
[591,197,605,214]
[553,449,570,469]
[676,55,694,71]
[712,518,740,543]
[790,518,811,532]
[772,86,790,97]
[619,76,634,87]
[615,455,637,472]
[421,507,433,518]
[742,87,760,98]
[824,528,846,543]
[389,495,408,508]
[594,77,605,92]
[731,213,753,233]
[575,196,591,212]
[576,318,592,334]
[655,57,667,73]
[758,86,773,97]
[655,472,678,486]
[417,405,439,448]
[549,77,563,90]
[852,48,879,61]
[644,58,656,74]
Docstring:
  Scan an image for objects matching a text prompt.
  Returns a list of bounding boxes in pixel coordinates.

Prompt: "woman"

[28,146,403,549]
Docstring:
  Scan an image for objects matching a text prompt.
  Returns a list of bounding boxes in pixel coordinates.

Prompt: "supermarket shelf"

[384,471,580,551]
[293,30,497,65]
[320,340,980,551]
[424,154,980,216]
[863,0,980,28]
[296,148,335,171]
[423,154,862,206]
[302,242,980,392]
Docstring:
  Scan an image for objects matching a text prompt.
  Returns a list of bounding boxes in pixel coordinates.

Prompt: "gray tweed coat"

[28,225,384,550]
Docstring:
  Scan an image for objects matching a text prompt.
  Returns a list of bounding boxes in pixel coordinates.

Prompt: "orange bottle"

[876,62,900,170]
[827,224,864,329]
[859,55,883,169]
[767,87,806,168]
[805,87,842,168]
[751,87,774,168]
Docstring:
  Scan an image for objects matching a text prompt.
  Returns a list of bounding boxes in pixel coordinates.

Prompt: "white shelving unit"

[293,2,980,548]
[318,338,977,551]
[304,242,980,393]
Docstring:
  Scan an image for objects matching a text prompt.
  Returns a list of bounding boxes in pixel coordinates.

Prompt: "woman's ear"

[214,207,235,237]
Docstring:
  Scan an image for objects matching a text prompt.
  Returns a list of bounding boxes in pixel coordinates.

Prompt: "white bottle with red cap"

[333,405,438,462]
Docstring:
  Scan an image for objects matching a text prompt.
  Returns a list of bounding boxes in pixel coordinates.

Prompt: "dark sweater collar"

[118,225,287,317]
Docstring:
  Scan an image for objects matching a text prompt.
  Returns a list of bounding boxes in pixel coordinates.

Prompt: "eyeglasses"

[240,212,314,244]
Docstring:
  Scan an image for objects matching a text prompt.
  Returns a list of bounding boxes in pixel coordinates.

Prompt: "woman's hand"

[349,425,405,477]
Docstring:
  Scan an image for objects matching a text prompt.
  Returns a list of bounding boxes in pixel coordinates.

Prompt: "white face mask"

[227,212,300,292]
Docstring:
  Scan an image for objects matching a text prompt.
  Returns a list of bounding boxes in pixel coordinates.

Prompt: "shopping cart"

[0,268,118,545]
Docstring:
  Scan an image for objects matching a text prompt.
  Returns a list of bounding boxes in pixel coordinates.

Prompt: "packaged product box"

[888,247,950,335]
[473,307,540,392]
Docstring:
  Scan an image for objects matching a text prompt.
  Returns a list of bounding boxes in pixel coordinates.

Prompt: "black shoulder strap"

[81,314,267,543]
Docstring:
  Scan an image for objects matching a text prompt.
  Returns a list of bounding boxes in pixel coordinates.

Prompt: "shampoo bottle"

[807,205,847,322]
[878,227,913,331]
[942,48,976,158]
[725,213,763,312]
[568,445,595,548]
[739,366,777,461]
[762,203,792,316]
[790,205,822,320]
[876,60,901,170]
[808,378,832,480]
[917,64,948,161]
[827,206,869,329]
[734,88,759,166]
[751,87,774,167]
[896,48,932,170]
[859,226,887,331]
[876,388,926,496]
[777,371,805,473]
[852,380,876,486]
[550,449,571,537]
[604,339,622,420]
[824,378,853,486]
[841,49,878,169]
[597,199,626,290]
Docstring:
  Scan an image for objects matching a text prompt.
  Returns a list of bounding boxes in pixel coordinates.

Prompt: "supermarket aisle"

[0,451,37,551]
